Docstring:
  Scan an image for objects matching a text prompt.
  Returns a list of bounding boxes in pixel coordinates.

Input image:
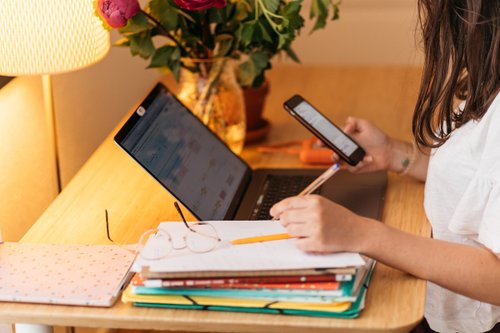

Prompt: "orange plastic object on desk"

[257,137,334,165]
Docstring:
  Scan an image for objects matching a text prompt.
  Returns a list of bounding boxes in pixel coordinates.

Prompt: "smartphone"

[283,95,366,166]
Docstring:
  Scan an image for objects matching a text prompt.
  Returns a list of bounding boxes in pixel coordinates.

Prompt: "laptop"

[114,83,387,221]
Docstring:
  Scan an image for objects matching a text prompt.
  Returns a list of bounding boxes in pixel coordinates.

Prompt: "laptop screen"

[115,84,251,221]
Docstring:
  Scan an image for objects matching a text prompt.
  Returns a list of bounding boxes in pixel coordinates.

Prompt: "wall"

[0,32,160,241]
[292,0,423,65]
[52,32,161,187]
[0,2,421,241]
[0,76,53,242]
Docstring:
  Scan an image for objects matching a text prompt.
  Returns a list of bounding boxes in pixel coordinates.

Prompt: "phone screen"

[294,101,359,156]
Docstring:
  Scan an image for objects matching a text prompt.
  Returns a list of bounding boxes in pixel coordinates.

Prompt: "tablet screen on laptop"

[115,84,251,220]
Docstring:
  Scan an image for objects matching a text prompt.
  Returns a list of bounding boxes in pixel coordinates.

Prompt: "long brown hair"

[413,0,500,148]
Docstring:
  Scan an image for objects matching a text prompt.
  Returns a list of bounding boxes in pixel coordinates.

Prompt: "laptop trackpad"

[320,170,387,219]
[236,169,387,220]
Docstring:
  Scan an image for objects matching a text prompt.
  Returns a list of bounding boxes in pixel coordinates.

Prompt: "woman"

[270,1,500,332]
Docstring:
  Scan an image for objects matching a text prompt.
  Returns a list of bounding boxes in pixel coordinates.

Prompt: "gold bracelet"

[397,142,417,176]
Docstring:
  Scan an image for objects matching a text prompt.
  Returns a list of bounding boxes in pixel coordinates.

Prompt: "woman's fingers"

[285,222,310,237]
[295,237,329,253]
[270,196,311,219]
[344,154,374,173]
[343,116,358,134]
[330,152,341,163]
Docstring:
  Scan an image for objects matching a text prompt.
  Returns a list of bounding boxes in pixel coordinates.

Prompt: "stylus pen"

[298,162,341,196]
[270,163,341,221]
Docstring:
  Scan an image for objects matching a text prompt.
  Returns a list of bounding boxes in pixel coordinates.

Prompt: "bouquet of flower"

[96,0,340,88]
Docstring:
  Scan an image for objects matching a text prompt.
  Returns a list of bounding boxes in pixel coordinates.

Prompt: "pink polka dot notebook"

[0,243,135,307]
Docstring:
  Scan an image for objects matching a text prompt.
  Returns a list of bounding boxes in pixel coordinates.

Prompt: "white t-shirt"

[424,92,500,333]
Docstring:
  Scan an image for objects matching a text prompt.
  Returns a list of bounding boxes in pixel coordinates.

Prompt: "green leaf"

[277,34,286,49]
[129,31,155,59]
[119,12,151,35]
[148,45,181,80]
[237,61,255,88]
[331,3,341,20]
[170,60,181,80]
[240,22,256,46]
[255,20,273,43]
[284,0,302,15]
[252,71,266,88]
[310,0,319,19]
[310,0,329,32]
[251,51,269,71]
[149,0,179,30]
[264,0,280,13]
[283,0,304,31]
[284,45,300,62]
[148,45,179,67]
[279,16,290,29]
[252,23,262,42]
[237,51,270,87]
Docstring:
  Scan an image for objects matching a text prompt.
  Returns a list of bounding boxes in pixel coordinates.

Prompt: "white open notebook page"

[132,221,365,273]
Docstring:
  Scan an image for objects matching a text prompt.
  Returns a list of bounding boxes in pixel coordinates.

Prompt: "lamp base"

[42,74,62,195]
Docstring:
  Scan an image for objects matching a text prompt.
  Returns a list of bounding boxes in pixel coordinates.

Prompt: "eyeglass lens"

[137,229,172,260]
[185,222,220,253]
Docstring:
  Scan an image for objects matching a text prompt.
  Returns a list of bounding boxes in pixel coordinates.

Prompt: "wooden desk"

[0,65,430,333]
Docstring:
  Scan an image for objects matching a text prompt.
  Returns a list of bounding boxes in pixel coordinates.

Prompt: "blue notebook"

[124,264,374,318]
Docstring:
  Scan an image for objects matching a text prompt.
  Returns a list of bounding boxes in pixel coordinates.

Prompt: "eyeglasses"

[105,202,221,260]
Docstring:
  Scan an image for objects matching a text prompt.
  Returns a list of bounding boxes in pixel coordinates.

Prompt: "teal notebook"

[129,265,374,318]
[131,283,367,318]
[131,278,355,302]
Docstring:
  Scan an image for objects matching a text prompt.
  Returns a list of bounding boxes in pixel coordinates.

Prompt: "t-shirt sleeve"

[449,93,500,253]
[478,183,500,252]
[449,177,500,252]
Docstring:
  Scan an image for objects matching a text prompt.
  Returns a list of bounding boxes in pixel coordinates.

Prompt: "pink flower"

[97,0,140,29]
[174,0,227,11]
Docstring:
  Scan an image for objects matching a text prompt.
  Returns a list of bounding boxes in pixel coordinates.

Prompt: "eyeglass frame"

[104,202,222,259]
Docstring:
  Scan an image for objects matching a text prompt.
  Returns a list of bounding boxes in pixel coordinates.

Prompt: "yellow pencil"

[230,233,294,245]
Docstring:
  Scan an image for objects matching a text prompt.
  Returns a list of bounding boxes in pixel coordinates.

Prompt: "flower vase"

[243,79,271,143]
[177,58,246,154]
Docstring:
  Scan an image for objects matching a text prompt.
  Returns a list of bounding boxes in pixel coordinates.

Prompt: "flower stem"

[201,10,212,59]
[140,9,188,54]
[255,0,284,35]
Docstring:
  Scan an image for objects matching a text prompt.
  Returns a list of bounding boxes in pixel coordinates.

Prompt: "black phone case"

[283,95,365,166]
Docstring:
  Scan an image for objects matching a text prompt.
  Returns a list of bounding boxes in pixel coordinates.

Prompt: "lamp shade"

[0,0,110,76]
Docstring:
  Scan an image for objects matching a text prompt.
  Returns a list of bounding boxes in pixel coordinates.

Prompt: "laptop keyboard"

[250,175,321,220]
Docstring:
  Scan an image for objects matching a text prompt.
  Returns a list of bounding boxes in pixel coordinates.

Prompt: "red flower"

[97,0,140,29]
[174,0,227,11]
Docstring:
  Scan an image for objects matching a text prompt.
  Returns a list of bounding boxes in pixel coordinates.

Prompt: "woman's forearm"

[388,140,430,182]
[357,219,500,306]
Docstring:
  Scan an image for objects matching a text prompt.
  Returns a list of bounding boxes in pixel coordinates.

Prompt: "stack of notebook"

[122,221,375,318]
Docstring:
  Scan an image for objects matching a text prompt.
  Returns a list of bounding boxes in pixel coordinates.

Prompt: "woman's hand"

[334,117,428,178]
[339,117,394,173]
[270,195,373,254]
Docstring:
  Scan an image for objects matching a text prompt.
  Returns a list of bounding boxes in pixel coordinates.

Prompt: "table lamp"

[0,0,110,195]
